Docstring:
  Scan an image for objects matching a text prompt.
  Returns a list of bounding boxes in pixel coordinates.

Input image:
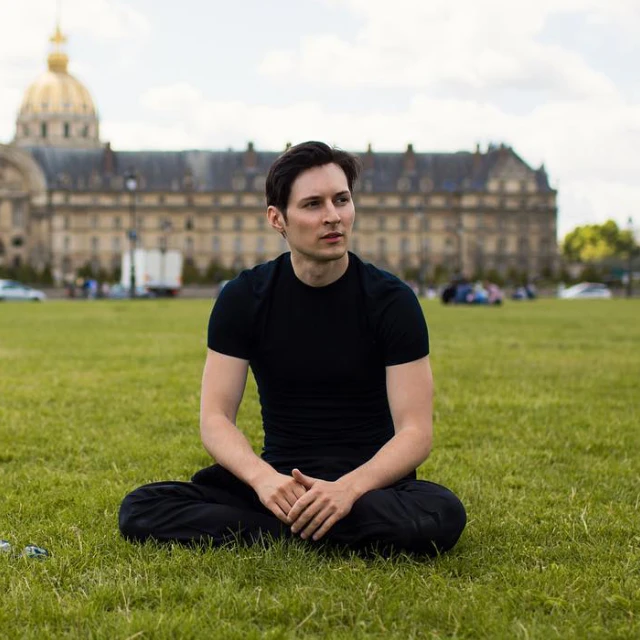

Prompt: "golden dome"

[18,25,96,118]
[19,71,96,117]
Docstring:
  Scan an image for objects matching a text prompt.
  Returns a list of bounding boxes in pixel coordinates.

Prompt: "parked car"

[559,282,612,299]
[0,280,46,301]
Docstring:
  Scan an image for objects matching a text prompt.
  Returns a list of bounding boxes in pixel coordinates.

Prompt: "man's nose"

[324,202,341,224]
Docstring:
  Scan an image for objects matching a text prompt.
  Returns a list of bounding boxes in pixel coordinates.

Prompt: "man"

[119,141,466,555]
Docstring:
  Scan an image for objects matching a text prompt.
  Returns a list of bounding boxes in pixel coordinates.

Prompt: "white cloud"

[260,0,619,100]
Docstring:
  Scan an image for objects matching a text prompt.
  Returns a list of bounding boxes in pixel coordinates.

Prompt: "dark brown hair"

[266,141,361,218]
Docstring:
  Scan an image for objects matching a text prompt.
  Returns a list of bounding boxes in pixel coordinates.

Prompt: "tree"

[562,220,635,263]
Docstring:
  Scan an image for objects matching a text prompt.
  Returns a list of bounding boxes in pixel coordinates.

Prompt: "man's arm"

[200,348,306,522]
[288,355,433,540]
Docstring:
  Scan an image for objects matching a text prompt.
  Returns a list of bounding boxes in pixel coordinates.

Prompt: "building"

[0,26,558,285]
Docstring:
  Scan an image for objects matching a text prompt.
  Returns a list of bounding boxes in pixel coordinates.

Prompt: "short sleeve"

[207,275,254,359]
[378,285,429,366]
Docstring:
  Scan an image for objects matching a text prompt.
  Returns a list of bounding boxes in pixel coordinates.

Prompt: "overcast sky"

[1,0,639,238]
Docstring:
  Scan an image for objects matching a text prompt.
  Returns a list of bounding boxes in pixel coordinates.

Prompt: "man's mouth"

[321,232,343,239]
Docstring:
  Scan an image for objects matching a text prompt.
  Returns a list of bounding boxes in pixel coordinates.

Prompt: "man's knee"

[433,490,466,553]
[118,488,153,543]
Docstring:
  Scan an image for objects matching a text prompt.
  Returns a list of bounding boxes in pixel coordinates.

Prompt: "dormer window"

[41,122,47,138]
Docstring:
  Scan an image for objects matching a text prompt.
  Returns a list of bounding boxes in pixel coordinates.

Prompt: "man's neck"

[290,252,349,287]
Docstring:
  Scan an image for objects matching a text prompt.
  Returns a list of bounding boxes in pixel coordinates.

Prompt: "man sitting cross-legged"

[118,141,466,556]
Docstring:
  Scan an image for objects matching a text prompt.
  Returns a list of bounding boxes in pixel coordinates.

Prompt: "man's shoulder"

[351,253,414,299]
[226,253,288,297]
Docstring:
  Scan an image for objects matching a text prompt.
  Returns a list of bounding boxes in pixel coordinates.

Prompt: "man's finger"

[292,468,315,489]
[288,493,314,524]
[311,514,338,541]
[269,499,290,524]
[292,483,306,500]
[300,508,331,540]
[290,499,321,533]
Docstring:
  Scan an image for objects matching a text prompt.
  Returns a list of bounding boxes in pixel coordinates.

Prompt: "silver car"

[0,280,47,302]
[559,282,612,299]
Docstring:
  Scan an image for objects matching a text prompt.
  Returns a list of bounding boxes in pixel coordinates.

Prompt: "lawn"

[0,297,638,639]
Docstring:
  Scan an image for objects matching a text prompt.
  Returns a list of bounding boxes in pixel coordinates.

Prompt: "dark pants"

[119,464,466,556]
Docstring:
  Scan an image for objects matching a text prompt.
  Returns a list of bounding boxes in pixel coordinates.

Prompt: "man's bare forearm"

[336,425,431,500]
[200,415,274,488]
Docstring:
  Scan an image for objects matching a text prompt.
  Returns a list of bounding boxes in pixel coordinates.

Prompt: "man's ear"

[267,206,287,236]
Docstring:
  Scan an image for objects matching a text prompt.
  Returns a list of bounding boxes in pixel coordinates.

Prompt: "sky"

[1,0,639,239]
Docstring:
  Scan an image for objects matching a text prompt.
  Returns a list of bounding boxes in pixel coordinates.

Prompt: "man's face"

[269,163,355,263]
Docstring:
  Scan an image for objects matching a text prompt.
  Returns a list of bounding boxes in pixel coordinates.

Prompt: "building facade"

[0,27,558,284]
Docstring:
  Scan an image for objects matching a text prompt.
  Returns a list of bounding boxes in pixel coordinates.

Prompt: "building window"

[400,237,410,256]
[234,237,243,253]
[112,237,121,252]
[378,216,386,231]
[212,236,220,254]
[114,216,121,230]
[256,236,265,253]
[64,123,70,138]
[82,125,89,138]
[12,201,25,228]
[185,217,194,231]
[91,215,98,229]
[233,217,243,231]
[213,215,220,230]
[185,237,194,254]
[23,125,29,137]
[400,217,408,231]
[41,122,47,138]
[63,236,71,252]
[232,176,246,191]
[257,215,266,230]
[378,237,387,257]
[91,237,99,253]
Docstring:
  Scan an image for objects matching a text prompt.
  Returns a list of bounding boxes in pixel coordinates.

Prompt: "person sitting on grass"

[118,141,466,556]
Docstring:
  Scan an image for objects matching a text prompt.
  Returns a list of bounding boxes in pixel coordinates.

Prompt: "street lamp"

[415,209,426,296]
[125,171,138,298]
[159,219,172,288]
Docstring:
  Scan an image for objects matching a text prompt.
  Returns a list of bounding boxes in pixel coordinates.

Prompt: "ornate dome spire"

[48,24,69,73]
[13,21,101,149]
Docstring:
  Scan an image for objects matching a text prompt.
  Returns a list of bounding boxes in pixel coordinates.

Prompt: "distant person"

[119,141,466,556]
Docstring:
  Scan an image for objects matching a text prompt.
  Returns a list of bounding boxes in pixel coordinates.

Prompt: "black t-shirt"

[207,252,429,480]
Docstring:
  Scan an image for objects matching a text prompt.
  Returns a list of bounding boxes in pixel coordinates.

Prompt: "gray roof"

[25,144,552,193]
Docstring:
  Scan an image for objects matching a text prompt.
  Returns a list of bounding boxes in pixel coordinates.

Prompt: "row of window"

[56,212,552,233]
[22,123,90,139]
[63,234,552,256]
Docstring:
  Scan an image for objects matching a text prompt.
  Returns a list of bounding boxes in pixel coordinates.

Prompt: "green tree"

[562,220,635,263]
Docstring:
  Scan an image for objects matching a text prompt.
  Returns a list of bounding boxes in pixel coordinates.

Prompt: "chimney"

[285,142,292,151]
[363,142,374,171]
[103,141,116,175]
[244,141,257,169]
[473,142,482,173]
[404,143,416,173]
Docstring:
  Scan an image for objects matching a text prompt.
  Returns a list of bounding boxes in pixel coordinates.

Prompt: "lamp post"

[160,219,172,288]
[415,209,426,296]
[125,171,138,298]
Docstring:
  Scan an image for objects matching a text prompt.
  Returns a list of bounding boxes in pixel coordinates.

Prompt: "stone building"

[0,26,558,284]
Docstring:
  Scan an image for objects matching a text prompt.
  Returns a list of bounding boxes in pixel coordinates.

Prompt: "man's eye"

[304,201,319,208]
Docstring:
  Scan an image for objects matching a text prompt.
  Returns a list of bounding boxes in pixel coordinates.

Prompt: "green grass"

[0,298,638,639]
